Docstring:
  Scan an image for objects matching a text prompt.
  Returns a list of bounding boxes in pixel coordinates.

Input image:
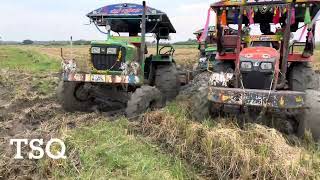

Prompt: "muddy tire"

[288,62,319,91]
[191,86,210,120]
[155,63,180,101]
[125,86,163,118]
[298,90,320,141]
[57,81,92,112]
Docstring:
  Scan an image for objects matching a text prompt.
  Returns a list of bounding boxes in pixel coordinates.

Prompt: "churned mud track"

[0,94,107,179]
[0,71,102,179]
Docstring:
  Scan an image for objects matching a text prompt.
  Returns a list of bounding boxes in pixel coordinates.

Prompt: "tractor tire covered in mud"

[298,90,320,141]
[125,85,163,118]
[57,81,93,112]
[191,86,210,120]
[179,72,211,120]
[288,62,320,91]
[155,63,180,101]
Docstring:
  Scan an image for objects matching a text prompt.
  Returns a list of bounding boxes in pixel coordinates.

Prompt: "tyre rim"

[74,84,91,102]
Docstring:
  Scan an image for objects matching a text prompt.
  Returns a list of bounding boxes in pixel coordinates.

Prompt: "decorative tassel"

[249,8,254,24]
[291,7,295,25]
[304,7,311,24]
[198,8,211,42]
[221,10,227,26]
[234,10,239,24]
[273,7,280,24]
[307,30,313,43]
[283,7,287,14]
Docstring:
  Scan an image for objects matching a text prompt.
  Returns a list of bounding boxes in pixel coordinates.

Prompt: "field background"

[0,44,320,179]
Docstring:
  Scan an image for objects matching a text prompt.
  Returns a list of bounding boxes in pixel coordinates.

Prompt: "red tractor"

[203,0,320,140]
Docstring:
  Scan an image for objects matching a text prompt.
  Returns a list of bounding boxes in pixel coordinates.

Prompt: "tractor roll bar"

[140,1,146,75]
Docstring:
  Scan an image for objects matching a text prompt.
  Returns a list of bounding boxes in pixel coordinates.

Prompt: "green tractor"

[193,26,217,72]
[58,2,180,117]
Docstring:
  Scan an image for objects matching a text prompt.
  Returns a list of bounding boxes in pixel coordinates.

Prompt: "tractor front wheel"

[125,86,163,119]
[298,90,320,141]
[57,81,93,112]
[288,62,319,91]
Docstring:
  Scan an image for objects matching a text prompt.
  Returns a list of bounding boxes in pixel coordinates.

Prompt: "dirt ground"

[0,70,106,179]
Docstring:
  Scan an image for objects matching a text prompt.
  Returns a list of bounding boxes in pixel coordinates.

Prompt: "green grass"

[0,46,60,73]
[50,119,193,179]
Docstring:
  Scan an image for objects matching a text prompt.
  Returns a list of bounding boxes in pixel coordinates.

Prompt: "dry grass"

[133,102,320,179]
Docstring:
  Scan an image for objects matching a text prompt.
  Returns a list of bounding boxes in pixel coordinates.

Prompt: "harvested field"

[0,45,319,179]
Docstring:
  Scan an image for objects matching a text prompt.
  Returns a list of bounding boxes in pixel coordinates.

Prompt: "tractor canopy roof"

[211,0,320,24]
[87,3,176,34]
[211,0,320,7]
[193,26,216,35]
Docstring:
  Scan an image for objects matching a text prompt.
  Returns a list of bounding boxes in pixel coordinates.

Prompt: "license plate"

[91,75,105,82]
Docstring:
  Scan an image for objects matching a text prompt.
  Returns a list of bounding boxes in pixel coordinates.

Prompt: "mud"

[0,71,105,179]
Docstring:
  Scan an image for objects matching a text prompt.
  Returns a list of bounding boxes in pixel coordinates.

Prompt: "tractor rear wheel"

[298,90,320,141]
[125,85,163,119]
[288,62,319,91]
[57,81,93,112]
[155,63,180,101]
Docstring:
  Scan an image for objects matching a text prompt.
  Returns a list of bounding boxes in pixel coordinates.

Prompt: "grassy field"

[0,45,320,179]
[51,119,194,179]
[0,45,195,179]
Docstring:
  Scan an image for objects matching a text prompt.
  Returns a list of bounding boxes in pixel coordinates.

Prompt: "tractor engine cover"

[239,47,279,90]
[90,45,127,71]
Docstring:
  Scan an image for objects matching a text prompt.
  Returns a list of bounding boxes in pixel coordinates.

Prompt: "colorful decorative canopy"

[87,3,176,33]
[87,3,165,17]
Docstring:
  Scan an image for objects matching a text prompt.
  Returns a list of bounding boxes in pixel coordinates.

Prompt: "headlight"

[240,61,252,69]
[91,47,101,54]
[107,48,117,55]
[260,62,273,70]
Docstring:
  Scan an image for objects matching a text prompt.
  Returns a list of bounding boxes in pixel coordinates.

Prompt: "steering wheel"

[159,45,175,56]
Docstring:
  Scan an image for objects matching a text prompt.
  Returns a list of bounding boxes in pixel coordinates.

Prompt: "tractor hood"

[239,47,279,61]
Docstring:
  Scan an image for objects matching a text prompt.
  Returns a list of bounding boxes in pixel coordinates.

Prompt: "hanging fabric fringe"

[221,10,227,26]
[307,30,314,43]
[304,7,311,25]
[249,8,254,24]
[198,8,211,42]
[299,7,320,42]
[299,25,308,42]
[291,7,295,25]
[273,7,280,24]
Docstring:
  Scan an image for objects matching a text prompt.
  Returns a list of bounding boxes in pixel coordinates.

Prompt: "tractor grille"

[91,46,126,71]
[241,71,273,90]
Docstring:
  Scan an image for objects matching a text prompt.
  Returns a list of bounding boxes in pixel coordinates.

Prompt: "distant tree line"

[22,39,34,45]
